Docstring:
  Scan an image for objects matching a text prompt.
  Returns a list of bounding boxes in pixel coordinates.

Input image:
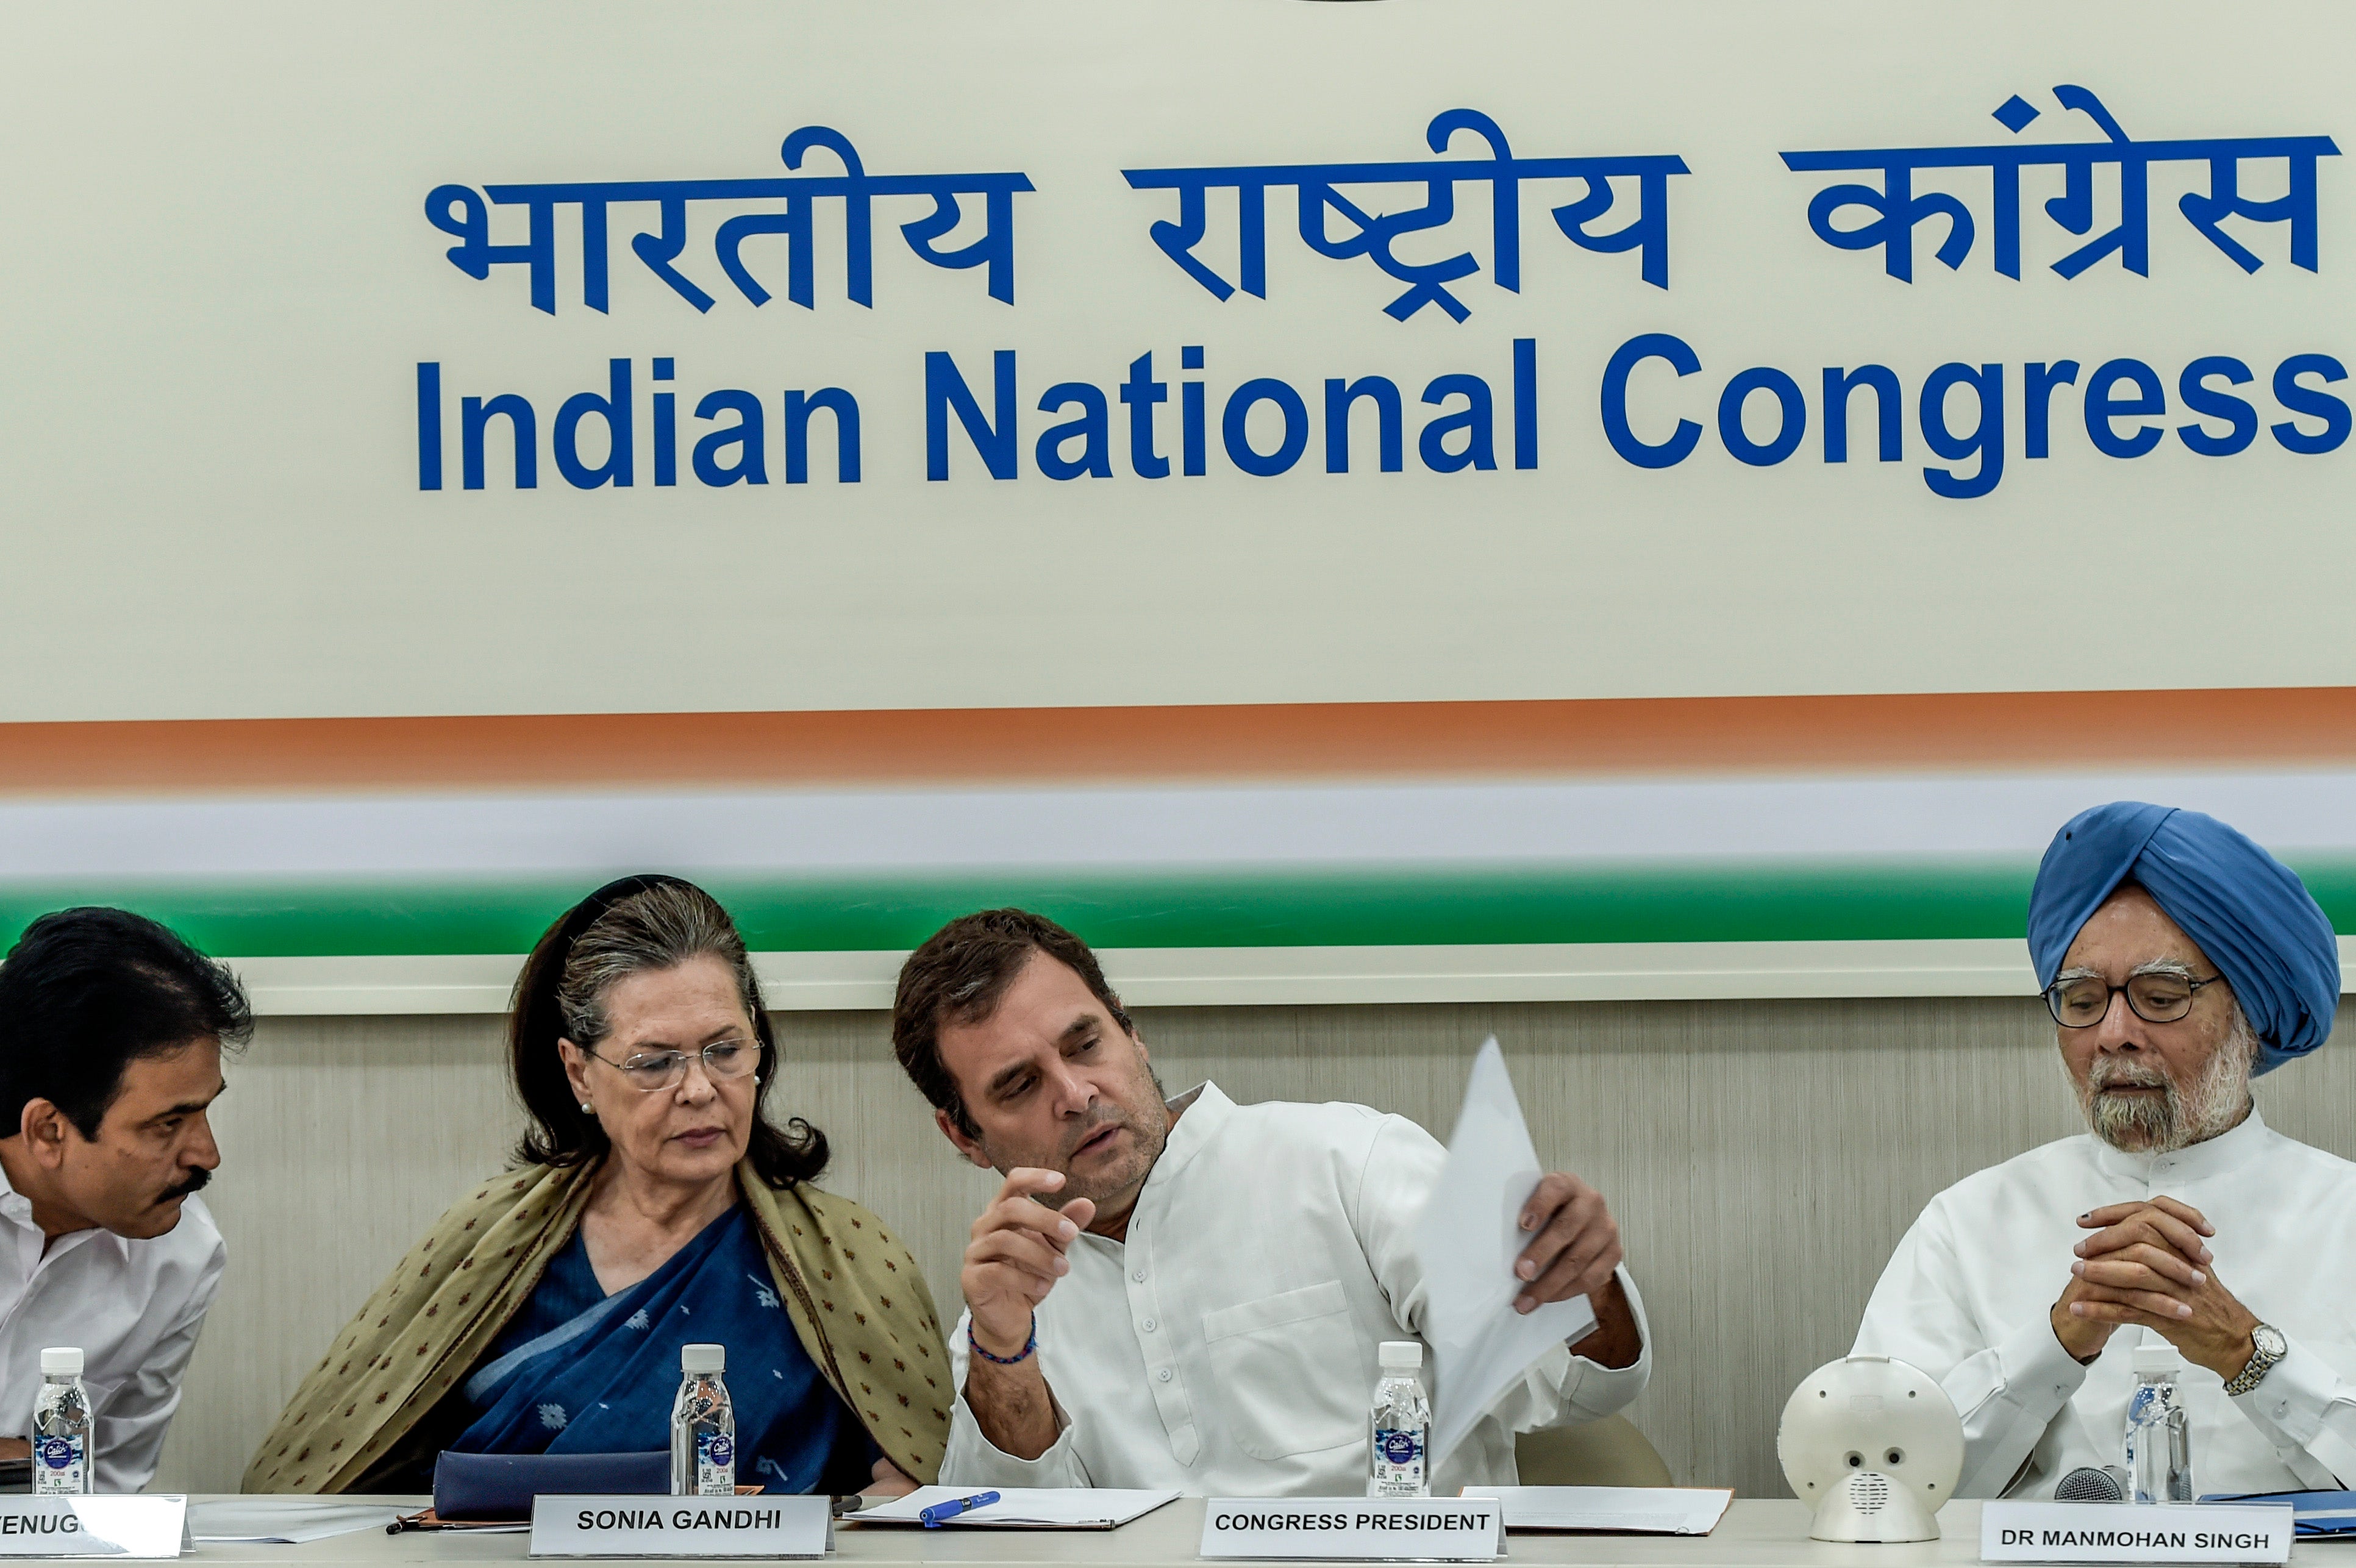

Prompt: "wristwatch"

[2224,1322,2288,1396]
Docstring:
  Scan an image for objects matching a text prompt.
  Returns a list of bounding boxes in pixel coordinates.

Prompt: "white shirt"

[0,1162,224,1491]
[943,1082,1651,1495]
[1854,1107,2356,1497]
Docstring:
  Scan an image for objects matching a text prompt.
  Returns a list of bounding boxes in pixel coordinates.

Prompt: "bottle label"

[33,1434,85,1495]
[696,1431,734,1497]
[1371,1425,1426,1495]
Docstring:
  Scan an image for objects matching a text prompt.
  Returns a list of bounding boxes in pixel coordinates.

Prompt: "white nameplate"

[1201,1499,1503,1561]
[1982,1502,2292,1565]
[528,1495,828,1559]
[0,1497,186,1558]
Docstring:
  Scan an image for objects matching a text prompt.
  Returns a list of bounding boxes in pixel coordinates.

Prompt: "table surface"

[154,1497,2348,1568]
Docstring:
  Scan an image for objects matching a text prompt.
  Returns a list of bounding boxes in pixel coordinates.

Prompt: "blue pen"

[919,1490,1002,1528]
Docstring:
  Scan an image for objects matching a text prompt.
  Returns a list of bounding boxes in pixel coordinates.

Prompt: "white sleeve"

[2225,1335,2356,1488]
[938,1309,1093,1489]
[93,1235,224,1492]
[1351,1116,1650,1431]
[1852,1200,2087,1499]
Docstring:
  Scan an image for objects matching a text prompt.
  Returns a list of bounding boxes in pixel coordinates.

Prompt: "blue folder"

[2198,1490,2356,1538]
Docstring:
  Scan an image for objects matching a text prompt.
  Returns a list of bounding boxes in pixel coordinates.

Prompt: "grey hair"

[557,882,762,1049]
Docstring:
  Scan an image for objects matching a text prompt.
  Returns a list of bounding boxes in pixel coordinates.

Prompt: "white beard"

[2072,1012,2257,1153]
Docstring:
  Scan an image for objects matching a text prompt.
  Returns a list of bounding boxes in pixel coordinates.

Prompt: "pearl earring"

[580,1102,593,1114]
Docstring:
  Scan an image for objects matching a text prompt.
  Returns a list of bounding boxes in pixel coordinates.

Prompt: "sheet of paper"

[1460,1486,1733,1535]
[1415,1039,1598,1467]
[846,1486,1180,1530]
[188,1499,405,1542]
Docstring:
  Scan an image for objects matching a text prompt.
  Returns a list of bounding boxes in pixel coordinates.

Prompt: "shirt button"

[1142,1317,1157,1332]
[1132,1270,1146,1282]
[1158,1368,1173,1383]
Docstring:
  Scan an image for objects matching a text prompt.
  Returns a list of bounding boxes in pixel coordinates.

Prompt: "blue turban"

[2027,801,2341,1074]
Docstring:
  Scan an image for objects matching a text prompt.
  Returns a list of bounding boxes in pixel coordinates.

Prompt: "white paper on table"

[1460,1486,1733,1535]
[845,1486,1180,1529]
[1415,1038,1597,1467]
[187,1499,405,1542]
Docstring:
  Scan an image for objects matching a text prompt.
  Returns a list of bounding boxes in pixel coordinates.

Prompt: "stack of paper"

[188,1499,405,1543]
[1416,1039,1598,1466]
[1462,1486,1733,1536]
[846,1488,1180,1530]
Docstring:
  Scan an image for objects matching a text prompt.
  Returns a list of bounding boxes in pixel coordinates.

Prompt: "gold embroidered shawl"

[243,1160,949,1493]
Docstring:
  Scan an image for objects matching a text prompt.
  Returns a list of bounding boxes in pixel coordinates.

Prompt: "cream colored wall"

[152,998,2356,1500]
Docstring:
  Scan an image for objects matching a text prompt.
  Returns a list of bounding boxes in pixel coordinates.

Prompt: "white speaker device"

[1777,1354,1965,1544]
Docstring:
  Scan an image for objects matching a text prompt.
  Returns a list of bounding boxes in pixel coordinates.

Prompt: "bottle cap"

[682,1342,725,1374]
[2132,1344,2180,1376]
[1379,1340,1423,1370]
[39,1347,81,1377]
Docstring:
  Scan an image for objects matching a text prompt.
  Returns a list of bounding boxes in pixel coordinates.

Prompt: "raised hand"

[963,1166,1097,1356]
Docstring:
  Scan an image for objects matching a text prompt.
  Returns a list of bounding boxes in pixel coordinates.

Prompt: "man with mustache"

[0,908,249,1491]
[890,908,1650,1495]
[1855,802,2356,1497]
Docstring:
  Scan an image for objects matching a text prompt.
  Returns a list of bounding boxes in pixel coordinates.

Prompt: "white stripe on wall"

[224,938,2074,1015]
[8,769,2356,879]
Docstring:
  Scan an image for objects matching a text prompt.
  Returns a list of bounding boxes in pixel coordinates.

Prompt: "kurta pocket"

[1201,1280,1362,1460]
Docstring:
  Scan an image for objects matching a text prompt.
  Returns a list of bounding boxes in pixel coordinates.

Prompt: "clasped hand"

[2050,1196,2257,1377]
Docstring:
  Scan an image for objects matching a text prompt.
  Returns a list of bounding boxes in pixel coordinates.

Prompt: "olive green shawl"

[243,1160,949,1492]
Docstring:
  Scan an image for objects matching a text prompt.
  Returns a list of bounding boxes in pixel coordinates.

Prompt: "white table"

[163,1498,2338,1568]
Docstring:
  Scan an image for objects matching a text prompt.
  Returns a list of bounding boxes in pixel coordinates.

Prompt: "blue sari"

[454,1205,873,1495]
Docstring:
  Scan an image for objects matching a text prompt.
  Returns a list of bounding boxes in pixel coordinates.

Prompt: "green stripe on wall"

[4,858,2354,957]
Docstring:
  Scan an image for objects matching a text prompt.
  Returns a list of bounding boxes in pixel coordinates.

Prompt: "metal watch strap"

[2224,1323,2286,1396]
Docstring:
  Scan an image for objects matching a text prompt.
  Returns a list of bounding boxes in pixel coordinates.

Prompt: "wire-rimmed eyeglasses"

[588,1036,763,1092]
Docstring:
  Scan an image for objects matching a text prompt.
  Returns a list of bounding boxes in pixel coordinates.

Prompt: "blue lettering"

[552,358,634,488]
[1326,377,1403,474]
[416,362,443,490]
[1419,373,1495,472]
[2271,352,2351,453]
[691,390,766,486]
[1717,366,1805,466]
[1224,377,1308,476]
[1036,381,1112,480]
[1822,365,1901,463]
[2024,360,2080,458]
[1919,362,2004,497]
[462,391,536,490]
[2083,357,2165,458]
[1600,332,1702,469]
[2176,356,2257,456]
[785,388,860,483]
[926,349,1018,480]
[1119,352,1170,479]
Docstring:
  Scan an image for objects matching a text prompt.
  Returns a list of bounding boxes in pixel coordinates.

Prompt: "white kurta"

[943,1082,1652,1495]
[1855,1108,2356,1497]
[0,1165,223,1492]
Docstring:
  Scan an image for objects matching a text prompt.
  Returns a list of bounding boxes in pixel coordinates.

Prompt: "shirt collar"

[1143,1080,1230,1189]
[0,1155,35,1232]
[2089,1100,2272,1184]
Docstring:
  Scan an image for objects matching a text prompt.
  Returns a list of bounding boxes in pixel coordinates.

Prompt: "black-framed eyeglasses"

[588,1036,763,1093]
[2044,972,2227,1029]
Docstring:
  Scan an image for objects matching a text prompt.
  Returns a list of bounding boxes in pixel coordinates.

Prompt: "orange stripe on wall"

[1,688,2352,794]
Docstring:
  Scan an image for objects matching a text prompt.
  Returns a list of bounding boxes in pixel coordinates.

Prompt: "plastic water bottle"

[2124,1344,2193,1503]
[30,1347,92,1496]
[1368,1340,1431,1498]
[670,1344,735,1497]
